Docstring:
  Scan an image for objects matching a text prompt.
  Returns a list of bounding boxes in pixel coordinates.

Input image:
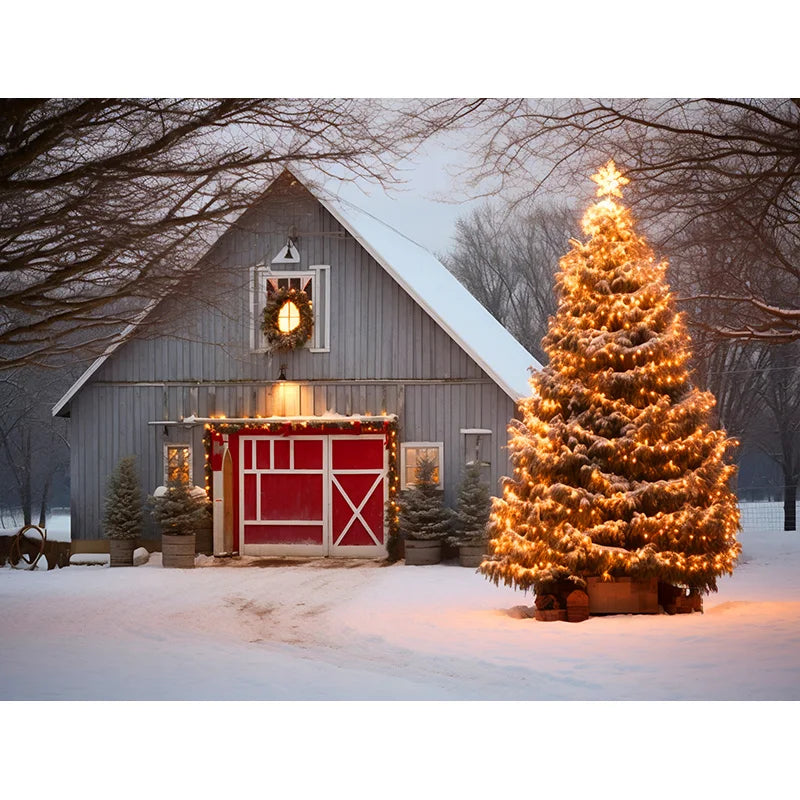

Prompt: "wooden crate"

[586,576,659,615]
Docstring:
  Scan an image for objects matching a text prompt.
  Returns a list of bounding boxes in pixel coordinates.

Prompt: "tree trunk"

[37,472,52,528]
[784,483,797,531]
[21,429,32,526]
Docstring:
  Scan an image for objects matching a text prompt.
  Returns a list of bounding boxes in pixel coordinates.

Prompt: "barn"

[53,170,540,557]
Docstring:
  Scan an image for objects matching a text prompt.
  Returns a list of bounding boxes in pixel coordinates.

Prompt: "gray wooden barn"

[53,170,540,557]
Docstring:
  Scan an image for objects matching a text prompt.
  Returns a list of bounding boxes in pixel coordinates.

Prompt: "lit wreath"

[262,287,314,350]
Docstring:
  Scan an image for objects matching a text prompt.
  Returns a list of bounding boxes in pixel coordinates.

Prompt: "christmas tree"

[398,454,453,541]
[150,482,210,536]
[449,462,492,546]
[103,456,144,540]
[480,161,741,596]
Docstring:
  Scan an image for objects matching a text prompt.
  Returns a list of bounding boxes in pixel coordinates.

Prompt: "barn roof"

[53,172,540,416]
[314,189,541,399]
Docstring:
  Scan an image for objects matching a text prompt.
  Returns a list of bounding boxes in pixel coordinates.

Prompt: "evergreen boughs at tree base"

[480,162,741,597]
[103,456,144,540]
[398,454,453,541]
[449,462,492,546]
[150,483,210,536]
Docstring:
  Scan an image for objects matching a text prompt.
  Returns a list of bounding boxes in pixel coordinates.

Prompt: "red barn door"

[238,433,387,557]
[329,436,387,557]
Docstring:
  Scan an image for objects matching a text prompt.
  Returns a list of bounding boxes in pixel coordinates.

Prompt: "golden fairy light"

[479,161,741,598]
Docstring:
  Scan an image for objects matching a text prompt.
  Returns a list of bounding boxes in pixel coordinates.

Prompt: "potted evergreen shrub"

[103,456,144,567]
[398,453,453,565]
[448,462,492,568]
[150,482,210,569]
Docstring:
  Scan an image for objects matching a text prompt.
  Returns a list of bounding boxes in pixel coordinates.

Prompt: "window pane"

[167,446,191,486]
[405,446,440,486]
[278,300,301,332]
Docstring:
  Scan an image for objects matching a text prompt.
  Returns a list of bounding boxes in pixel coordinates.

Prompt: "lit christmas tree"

[480,161,741,598]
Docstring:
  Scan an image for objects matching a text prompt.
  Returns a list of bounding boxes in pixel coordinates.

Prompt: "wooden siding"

[70,379,518,539]
[93,181,485,385]
[67,177,531,540]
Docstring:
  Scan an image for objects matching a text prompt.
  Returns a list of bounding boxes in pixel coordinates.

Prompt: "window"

[164,444,192,486]
[401,442,444,489]
[461,428,492,484]
[252,266,330,352]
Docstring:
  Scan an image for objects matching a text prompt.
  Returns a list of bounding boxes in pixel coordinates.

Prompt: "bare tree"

[442,200,577,361]
[0,368,70,526]
[455,98,800,341]
[751,343,800,530]
[0,98,473,369]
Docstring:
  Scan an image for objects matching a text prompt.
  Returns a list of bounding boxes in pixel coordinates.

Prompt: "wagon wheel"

[10,524,47,570]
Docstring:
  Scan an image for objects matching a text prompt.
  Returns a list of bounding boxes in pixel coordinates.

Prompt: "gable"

[53,172,539,415]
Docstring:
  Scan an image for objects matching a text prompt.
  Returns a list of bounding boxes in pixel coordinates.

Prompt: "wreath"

[262,287,314,351]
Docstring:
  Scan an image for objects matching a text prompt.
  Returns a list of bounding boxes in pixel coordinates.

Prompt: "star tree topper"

[591,160,630,198]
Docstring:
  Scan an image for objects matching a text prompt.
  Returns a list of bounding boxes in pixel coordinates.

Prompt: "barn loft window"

[401,442,444,490]
[252,265,330,352]
[164,444,192,486]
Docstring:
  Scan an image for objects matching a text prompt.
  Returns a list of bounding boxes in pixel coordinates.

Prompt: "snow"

[2,526,799,702]
[0,511,71,542]
[3,525,796,795]
[69,552,110,566]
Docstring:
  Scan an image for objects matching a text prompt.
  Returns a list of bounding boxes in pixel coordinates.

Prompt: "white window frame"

[251,264,330,353]
[163,442,193,486]
[400,442,444,490]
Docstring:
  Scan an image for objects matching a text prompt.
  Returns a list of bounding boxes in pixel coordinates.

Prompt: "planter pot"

[404,539,442,566]
[458,543,486,568]
[162,533,196,569]
[586,576,658,615]
[109,539,136,567]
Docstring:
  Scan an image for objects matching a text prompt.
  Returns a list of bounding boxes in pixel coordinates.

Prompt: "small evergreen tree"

[449,462,492,546]
[103,456,143,540]
[150,482,210,536]
[398,454,453,541]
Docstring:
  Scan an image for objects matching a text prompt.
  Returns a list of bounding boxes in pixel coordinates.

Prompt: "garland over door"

[238,433,387,557]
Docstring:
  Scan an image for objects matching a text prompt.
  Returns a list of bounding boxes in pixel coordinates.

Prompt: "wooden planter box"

[109,539,136,567]
[404,539,442,566]
[586,576,659,615]
[162,533,196,569]
[458,543,485,568]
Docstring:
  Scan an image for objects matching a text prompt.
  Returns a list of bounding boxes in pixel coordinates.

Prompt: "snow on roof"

[52,172,540,416]
[315,191,541,400]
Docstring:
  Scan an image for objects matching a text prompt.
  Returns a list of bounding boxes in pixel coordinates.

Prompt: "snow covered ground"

[2,526,799,701]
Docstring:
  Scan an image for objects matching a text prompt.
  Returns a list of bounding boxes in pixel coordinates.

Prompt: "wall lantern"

[273,364,300,416]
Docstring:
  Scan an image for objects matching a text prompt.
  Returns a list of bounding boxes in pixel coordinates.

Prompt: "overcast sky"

[323,136,489,258]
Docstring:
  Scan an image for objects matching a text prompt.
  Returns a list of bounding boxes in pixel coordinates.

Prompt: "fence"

[738,498,798,532]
